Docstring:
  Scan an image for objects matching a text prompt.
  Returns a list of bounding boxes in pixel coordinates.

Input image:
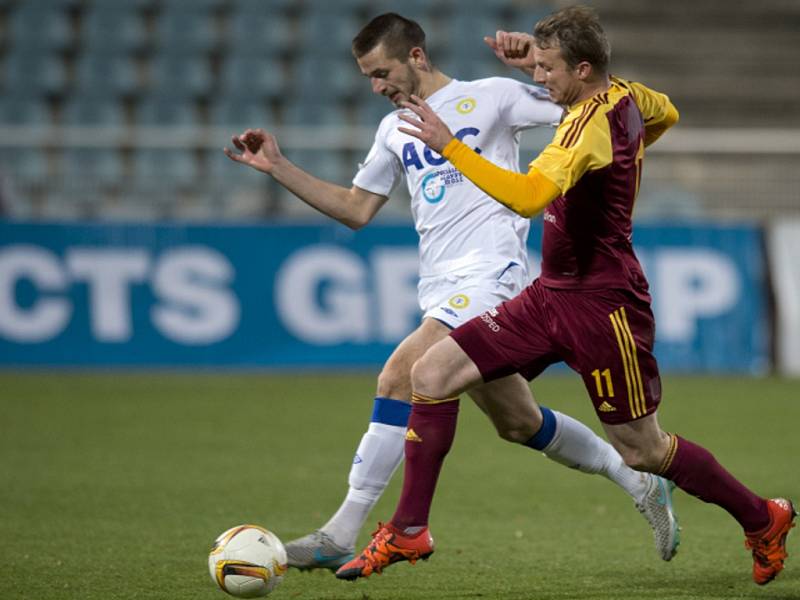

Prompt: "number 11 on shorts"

[591,368,614,398]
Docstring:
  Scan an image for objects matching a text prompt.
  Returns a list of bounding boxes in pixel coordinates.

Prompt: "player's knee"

[410,356,443,397]
[618,445,661,472]
[376,364,411,399]
[494,423,533,444]
[489,413,538,444]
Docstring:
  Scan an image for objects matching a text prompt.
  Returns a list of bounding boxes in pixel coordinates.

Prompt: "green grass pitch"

[1,372,798,599]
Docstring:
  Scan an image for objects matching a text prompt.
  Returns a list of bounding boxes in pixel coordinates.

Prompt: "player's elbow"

[342,216,368,230]
[504,198,545,219]
[516,205,540,219]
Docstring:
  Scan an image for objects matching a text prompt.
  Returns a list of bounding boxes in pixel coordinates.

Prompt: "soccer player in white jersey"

[224,12,679,570]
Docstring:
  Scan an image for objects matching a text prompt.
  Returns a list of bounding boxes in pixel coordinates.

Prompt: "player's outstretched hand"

[397,95,454,154]
[484,30,536,70]
[223,128,283,175]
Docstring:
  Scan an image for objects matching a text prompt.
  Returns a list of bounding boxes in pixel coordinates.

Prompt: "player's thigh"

[411,336,484,399]
[557,290,662,426]
[377,317,451,399]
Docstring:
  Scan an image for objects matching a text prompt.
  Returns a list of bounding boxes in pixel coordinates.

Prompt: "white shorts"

[419,261,528,329]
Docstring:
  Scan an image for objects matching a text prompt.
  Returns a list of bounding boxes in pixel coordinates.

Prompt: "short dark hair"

[534,5,610,73]
[352,13,427,61]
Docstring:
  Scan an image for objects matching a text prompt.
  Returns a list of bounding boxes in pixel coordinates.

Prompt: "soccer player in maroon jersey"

[336,5,795,585]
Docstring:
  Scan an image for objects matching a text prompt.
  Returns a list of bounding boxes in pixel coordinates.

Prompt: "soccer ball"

[208,525,288,598]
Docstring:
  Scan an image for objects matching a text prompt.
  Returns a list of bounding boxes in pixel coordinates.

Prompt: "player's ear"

[575,61,593,81]
[409,47,429,70]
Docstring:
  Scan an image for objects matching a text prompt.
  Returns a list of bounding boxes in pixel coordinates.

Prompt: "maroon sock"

[662,435,769,532]
[391,398,460,530]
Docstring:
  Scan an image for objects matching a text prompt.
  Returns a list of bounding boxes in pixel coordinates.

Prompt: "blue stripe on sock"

[524,406,557,450]
[370,397,412,427]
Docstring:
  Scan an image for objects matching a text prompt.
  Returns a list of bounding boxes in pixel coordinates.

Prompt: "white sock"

[542,410,649,502]
[320,422,406,548]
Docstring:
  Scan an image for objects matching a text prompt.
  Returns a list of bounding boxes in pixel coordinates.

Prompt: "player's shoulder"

[463,76,550,100]
[373,108,403,138]
[554,95,612,148]
[611,76,665,104]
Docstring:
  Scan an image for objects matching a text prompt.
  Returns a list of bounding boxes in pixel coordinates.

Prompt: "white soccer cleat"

[636,475,680,561]
[284,530,354,571]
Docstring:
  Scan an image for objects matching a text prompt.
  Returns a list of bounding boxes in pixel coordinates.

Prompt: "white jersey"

[353,77,562,279]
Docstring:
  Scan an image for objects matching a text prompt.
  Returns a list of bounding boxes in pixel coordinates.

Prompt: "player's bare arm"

[224,128,388,229]
[484,31,537,77]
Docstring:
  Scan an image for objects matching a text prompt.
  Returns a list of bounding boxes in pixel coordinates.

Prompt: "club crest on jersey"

[455,97,477,114]
[448,294,470,309]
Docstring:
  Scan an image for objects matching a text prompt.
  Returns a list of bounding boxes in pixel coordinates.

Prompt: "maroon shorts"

[450,279,662,424]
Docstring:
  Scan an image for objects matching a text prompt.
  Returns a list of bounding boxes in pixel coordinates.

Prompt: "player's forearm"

[442,139,561,218]
[270,158,371,229]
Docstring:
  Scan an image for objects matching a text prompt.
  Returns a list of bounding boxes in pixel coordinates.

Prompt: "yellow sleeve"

[442,139,561,218]
[629,80,679,147]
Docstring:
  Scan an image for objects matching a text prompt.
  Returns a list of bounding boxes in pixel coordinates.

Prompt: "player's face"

[532,45,582,106]
[356,44,421,107]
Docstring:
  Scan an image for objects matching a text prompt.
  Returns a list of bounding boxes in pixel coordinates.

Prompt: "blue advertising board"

[0,220,768,373]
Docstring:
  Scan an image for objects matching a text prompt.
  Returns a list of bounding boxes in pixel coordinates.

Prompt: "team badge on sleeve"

[448,294,470,309]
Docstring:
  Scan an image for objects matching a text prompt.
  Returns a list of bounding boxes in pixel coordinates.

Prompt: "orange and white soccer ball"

[208,525,288,598]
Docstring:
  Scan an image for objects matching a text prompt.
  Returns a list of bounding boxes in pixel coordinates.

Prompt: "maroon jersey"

[531,78,674,301]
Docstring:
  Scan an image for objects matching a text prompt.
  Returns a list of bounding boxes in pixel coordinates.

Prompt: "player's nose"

[370,78,385,95]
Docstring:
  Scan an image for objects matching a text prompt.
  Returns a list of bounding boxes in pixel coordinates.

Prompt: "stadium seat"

[303,0,369,12]
[219,56,288,100]
[281,100,349,127]
[154,10,220,53]
[161,0,228,13]
[60,148,125,188]
[291,57,361,103]
[297,12,362,57]
[0,96,53,126]
[1,148,50,187]
[506,6,552,35]
[73,53,141,99]
[209,97,278,128]
[283,149,352,185]
[132,148,199,189]
[8,3,73,51]
[230,0,297,16]
[444,13,506,59]
[147,55,214,100]
[60,97,127,126]
[81,5,149,54]
[135,97,199,126]
[225,10,292,57]
[3,51,69,97]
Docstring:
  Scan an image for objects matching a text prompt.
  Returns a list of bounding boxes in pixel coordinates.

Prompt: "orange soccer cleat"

[745,498,797,585]
[335,522,434,580]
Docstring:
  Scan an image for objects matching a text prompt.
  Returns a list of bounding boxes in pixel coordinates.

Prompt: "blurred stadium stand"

[0,0,798,221]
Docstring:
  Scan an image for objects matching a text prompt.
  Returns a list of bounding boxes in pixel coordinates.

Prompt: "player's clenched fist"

[484,30,536,69]
[224,128,283,174]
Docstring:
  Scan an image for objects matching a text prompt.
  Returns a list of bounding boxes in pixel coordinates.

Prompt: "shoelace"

[360,524,395,573]
[745,535,788,566]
